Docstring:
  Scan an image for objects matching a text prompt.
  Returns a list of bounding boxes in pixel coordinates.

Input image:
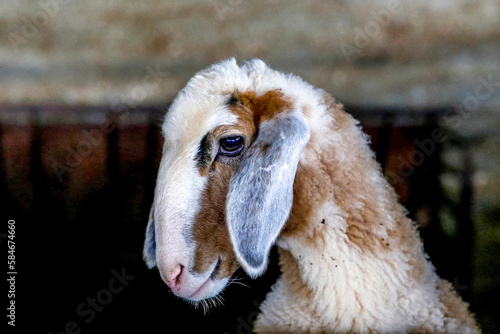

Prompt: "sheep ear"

[143,207,157,268]
[226,111,310,278]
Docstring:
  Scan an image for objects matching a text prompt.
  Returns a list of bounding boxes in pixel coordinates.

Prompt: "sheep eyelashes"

[144,58,479,333]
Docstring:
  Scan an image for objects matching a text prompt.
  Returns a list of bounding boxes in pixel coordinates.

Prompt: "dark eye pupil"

[219,136,244,156]
[222,137,241,150]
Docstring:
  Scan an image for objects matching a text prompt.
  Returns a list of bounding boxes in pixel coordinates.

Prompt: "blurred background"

[1,0,499,333]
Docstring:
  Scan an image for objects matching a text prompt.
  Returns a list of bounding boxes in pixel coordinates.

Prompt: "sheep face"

[143,59,310,302]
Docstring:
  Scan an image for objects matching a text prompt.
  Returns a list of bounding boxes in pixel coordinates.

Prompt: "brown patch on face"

[192,163,240,279]
[224,89,293,148]
[236,89,293,126]
[191,89,294,279]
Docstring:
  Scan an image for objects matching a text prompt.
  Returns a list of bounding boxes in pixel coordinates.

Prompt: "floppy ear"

[226,111,310,277]
[143,207,157,269]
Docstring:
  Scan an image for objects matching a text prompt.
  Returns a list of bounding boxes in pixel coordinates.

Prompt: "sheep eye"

[219,136,244,156]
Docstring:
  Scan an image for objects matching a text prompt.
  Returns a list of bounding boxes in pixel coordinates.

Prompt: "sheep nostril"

[166,264,183,291]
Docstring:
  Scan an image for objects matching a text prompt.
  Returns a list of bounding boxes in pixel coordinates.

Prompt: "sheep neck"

[255,102,441,332]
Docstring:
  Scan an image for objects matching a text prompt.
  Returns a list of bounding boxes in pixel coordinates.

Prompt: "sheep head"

[143,59,310,302]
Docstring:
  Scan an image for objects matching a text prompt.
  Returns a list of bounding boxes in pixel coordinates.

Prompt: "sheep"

[143,58,479,333]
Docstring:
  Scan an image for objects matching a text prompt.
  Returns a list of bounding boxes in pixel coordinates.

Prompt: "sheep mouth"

[183,258,228,302]
[187,275,213,300]
[186,258,220,300]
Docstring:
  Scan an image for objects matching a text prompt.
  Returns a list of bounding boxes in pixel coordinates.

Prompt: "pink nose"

[165,264,183,291]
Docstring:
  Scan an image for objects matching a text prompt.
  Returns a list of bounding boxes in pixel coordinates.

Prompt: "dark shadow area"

[1,105,489,333]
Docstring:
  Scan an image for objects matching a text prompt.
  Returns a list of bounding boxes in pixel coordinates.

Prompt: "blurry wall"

[2,0,499,107]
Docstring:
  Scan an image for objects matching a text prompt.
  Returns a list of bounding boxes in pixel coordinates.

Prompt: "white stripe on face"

[152,97,239,300]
